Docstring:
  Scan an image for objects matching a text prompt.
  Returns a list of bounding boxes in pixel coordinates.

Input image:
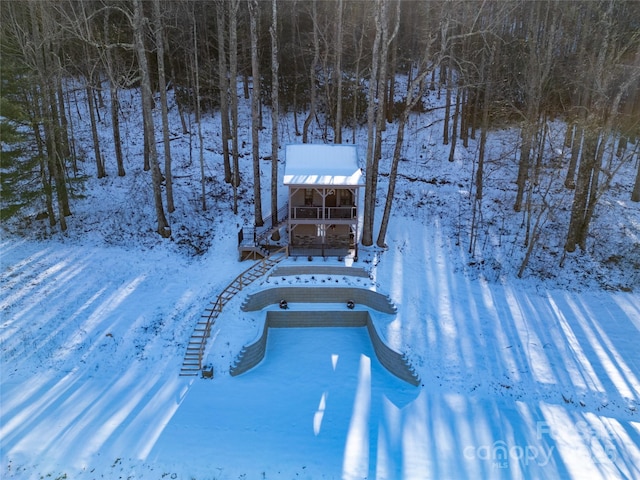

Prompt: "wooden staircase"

[238,204,289,260]
[179,246,289,377]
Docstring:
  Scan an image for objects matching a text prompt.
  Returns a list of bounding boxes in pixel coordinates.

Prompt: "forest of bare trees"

[1,0,639,265]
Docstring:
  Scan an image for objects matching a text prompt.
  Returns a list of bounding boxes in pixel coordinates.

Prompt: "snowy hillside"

[1,82,639,479]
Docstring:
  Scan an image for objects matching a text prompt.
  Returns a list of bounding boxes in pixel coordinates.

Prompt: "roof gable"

[283,144,364,187]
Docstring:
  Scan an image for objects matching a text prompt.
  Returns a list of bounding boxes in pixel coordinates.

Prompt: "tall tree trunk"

[377,59,430,248]
[55,71,71,161]
[153,0,174,213]
[229,0,241,214]
[563,2,640,253]
[302,0,319,144]
[248,0,263,227]
[385,33,397,125]
[270,0,280,241]
[351,16,365,145]
[469,43,496,257]
[192,7,207,212]
[166,34,189,135]
[109,83,124,176]
[142,103,151,171]
[443,59,451,145]
[514,2,558,212]
[475,91,490,202]
[632,159,640,202]
[565,125,582,189]
[133,0,171,238]
[514,117,537,211]
[216,0,232,184]
[29,0,70,229]
[564,128,598,252]
[448,84,460,162]
[460,88,469,147]
[361,0,384,247]
[363,0,399,247]
[334,0,343,143]
[103,11,125,177]
[30,89,56,226]
[289,0,301,137]
[85,79,105,178]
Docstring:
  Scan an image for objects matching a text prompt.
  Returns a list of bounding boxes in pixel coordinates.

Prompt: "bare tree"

[469,36,498,257]
[377,46,433,248]
[287,0,302,137]
[152,0,174,213]
[133,0,170,237]
[216,0,232,184]
[191,5,207,212]
[448,83,461,162]
[564,124,582,189]
[302,0,319,143]
[633,158,640,202]
[84,65,106,178]
[334,0,344,143]
[26,0,71,229]
[349,7,366,145]
[248,0,264,226]
[101,9,125,177]
[513,1,559,212]
[229,0,241,213]
[361,0,384,246]
[362,0,399,246]
[270,0,281,241]
[564,2,640,253]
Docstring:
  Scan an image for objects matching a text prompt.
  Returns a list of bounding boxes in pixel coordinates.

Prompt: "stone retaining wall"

[271,265,369,278]
[230,310,420,386]
[241,287,397,314]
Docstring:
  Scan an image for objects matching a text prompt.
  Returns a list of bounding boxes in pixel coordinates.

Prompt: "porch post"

[355,186,360,259]
[287,186,292,250]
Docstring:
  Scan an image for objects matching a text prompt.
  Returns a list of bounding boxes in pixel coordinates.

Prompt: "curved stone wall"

[230,310,420,386]
[241,287,397,314]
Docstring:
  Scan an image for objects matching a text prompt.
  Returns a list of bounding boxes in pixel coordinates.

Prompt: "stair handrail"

[240,203,289,247]
[181,246,289,374]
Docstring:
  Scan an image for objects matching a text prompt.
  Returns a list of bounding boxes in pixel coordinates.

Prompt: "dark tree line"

[1,0,639,264]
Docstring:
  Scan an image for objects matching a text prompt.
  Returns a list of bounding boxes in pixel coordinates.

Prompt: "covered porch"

[288,223,355,257]
[284,144,364,260]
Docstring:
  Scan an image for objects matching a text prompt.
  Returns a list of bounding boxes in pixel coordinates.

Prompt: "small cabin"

[284,144,364,258]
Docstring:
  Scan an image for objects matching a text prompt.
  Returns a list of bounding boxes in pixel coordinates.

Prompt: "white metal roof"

[283,144,364,187]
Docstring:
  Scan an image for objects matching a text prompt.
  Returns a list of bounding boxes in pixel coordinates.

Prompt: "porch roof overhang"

[283,144,364,187]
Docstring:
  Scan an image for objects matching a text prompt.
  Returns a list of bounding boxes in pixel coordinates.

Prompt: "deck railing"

[239,204,289,249]
[291,206,356,220]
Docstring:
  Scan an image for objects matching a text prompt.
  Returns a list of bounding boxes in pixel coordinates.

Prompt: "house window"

[339,189,353,206]
[305,189,313,206]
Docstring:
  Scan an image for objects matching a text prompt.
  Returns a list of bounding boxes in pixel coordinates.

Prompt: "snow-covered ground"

[1,79,639,479]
